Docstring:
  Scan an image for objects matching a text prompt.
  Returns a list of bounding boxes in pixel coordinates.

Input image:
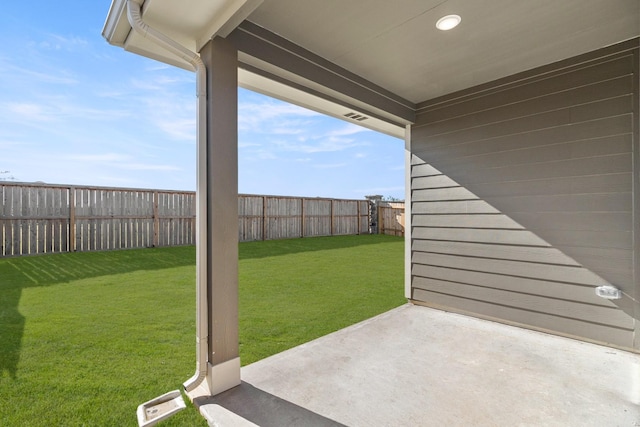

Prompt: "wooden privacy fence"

[0,183,194,256]
[379,202,405,236]
[239,195,369,241]
[1,182,370,257]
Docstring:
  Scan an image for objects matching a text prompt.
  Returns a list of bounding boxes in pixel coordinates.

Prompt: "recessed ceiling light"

[436,14,461,31]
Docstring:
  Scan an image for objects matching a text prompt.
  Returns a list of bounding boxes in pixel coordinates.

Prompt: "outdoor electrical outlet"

[137,390,186,427]
[595,285,622,300]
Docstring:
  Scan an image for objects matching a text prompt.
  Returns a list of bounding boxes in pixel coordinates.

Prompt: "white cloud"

[126,74,197,142]
[145,64,172,72]
[239,141,262,148]
[237,97,371,155]
[154,116,196,142]
[0,55,78,85]
[0,140,21,149]
[130,73,194,91]
[253,150,278,160]
[238,100,320,133]
[5,103,49,121]
[68,153,180,172]
[327,123,372,137]
[70,153,130,162]
[313,163,347,169]
[37,34,89,51]
[116,163,181,171]
[271,135,368,153]
[19,68,77,85]
[1,99,129,125]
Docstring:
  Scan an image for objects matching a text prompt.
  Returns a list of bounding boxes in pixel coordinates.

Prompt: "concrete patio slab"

[196,304,640,426]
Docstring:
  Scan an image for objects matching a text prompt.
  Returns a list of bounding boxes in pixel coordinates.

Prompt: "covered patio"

[198,304,639,426]
[102,0,640,425]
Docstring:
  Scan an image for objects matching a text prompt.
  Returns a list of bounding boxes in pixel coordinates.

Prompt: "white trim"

[102,0,132,47]
[404,124,412,300]
[207,358,242,396]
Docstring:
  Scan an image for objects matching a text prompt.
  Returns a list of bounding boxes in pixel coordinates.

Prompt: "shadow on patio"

[196,304,640,426]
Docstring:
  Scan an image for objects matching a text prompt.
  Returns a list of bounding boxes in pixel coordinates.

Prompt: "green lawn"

[0,235,405,426]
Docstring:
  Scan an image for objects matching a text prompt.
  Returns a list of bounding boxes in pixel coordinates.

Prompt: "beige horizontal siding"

[410,40,638,349]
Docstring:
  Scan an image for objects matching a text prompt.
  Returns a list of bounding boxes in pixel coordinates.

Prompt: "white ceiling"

[247,0,639,103]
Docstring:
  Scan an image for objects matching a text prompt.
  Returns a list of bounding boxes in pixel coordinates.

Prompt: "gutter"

[125,0,209,395]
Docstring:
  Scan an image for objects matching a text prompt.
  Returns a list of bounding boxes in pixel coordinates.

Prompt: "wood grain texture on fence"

[1,183,373,256]
[238,195,369,241]
[1,183,195,256]
[1,183,70,256]
[379,202,405,236]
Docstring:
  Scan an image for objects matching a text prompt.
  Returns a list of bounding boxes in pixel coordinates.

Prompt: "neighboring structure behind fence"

[1,182,371,257]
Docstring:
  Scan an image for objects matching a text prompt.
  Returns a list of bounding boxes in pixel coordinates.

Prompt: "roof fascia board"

[102,0,134,46]
[103,0,260,59]
[228,21,416,124]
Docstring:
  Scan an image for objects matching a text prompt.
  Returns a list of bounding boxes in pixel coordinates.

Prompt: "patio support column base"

[207,358,241,396]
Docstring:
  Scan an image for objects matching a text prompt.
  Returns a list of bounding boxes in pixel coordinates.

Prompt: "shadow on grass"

[0,235,401,382]
[0,245,196,381]
[1,245,196,288]
[0,286,23,380]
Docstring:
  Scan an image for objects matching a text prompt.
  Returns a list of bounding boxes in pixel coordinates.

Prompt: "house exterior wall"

[410,38,639,350]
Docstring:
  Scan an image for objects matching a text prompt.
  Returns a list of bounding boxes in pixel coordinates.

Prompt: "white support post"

[404,124,412,300]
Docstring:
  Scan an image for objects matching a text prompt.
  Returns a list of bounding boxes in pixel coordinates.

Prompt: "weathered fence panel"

[379,202,405,236]
[1,183,70,256]
[265,196,302,240]
[303,198,332,237]
[1,183,374,256]
[157,191,194,247]
[1,183,196,257]
[238,195,264,242]
[332,199,368,236]
[235,195,369,241]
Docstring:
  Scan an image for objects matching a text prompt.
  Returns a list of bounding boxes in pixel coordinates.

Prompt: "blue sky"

[0,2,404,200]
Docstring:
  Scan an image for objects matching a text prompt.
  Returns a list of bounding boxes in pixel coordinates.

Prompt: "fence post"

[357,200,361,235]
[262,195,267,240]
[69,186,76,252]
[153,191,159,247]
[330,199,335,236]
[300,198,305,238]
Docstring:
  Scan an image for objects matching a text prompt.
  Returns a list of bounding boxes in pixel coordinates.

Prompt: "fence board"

[379,203,405,236]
